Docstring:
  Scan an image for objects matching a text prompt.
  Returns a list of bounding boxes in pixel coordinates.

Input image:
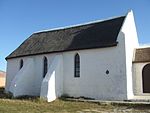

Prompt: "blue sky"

[0,0,150,71]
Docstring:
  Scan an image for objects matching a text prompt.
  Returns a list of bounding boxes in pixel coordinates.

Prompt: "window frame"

[43,56,48,78]
[74,53,80,78]
[20,59,23,69]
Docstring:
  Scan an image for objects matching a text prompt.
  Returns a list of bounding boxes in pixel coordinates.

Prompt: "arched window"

[74,53,80,77]
[20,59,23,69]
[43,56,48,78]
[142,63,150,93]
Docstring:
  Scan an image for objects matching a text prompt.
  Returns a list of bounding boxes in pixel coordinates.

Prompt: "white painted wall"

[5,53,57,96]
[6,38,128,100]
[63,35,127,100]
[133,62,150,96]
[6,29,130,101]
[5,58,20,92]
[120,10,139,99]
[40,55,63,102]
[9,58,36,97]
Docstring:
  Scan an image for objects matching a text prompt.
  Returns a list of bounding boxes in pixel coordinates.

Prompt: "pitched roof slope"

[134,47,150,63]
[6,16,125,59]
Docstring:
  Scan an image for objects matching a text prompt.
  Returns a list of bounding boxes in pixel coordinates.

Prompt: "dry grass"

[0,88,150,113]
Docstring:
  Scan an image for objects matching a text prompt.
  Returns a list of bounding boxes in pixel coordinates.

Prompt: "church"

[5,11,150,102]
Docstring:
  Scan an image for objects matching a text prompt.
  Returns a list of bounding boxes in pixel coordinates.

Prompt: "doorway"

[142,63,150,93]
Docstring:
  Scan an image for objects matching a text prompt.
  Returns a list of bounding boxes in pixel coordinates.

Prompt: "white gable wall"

[120,11,139,99]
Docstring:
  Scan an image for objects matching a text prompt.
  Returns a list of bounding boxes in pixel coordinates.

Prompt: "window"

[142,63,150,93]
[20,59,23,69]
[43,56,48,78]
[74,53,80,77]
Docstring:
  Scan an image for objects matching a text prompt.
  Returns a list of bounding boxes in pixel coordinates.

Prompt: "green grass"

[0,88,150,113]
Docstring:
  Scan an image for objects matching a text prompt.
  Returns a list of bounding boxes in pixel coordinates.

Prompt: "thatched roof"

[6,16,125,59]
[134,47,150,63]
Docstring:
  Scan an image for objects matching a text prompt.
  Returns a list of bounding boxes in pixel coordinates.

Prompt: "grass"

[0,88,150,113]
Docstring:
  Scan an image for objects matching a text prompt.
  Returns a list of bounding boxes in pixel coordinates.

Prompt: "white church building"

[5,11,150,102]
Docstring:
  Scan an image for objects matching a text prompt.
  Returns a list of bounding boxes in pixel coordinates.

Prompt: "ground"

[0,88,150,113]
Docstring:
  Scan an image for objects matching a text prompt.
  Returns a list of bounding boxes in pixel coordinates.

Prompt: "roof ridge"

[34,15,126,34]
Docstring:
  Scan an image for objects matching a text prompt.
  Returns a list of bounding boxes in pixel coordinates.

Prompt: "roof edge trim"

[6,42,118,60]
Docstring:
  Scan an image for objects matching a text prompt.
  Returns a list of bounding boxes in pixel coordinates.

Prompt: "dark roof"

[6,16,125,59]
[134,47,150,63]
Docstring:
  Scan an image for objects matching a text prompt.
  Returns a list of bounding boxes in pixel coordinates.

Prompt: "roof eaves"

[6,42,118,60]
